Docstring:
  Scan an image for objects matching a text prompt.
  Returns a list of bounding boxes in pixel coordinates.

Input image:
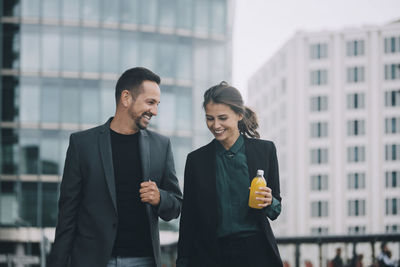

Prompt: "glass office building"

[0,0,233,264]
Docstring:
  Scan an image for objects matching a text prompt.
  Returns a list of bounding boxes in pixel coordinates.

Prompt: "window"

[311,148,328,164]
[347,40,365,56]
[120,0,139,24]
[82,0,100,22]
[120,32,138,73]
[384,64,400,80]
[41,79,61,123]
[347,119,365,136]
[61,79,80,124]
[159,0,176,28]
[311,201,328,217]
[20,182,38,226]
[310,69,328,85]
[347,93,365,109]
[194,0,209,33]
[2,24,20,69]
[40,130,60,175]
[385,170,400,188]
[140,0,158,26]
[347,146,366,163]
[20,130,40,175]
[385,198,400,215]
[384,90,400,107]
[176,41,192,81]
[348,172,366,189]
[62,0,80,21]
[82,29,100,73]
[42,0,60,19]
[0,182,18,225]
[385,144,400,161]
[385,117,400,134]
[1,129,19,174]
[62,27,80,72]
[348,226,366,235]
[384,36,400,54]
[21,24,40,71]
[42,183,58,227]
[311,227,328,236]
[102,0,119,23]
[310,43,328,59]
[20,77,40,123]
[101,30,119,74]
[42,27,60,72]
[176,0,193,30]
[310,122,328,138]
[347,66,365,83]
[1,76,20,122]
[310,174,328,191]
[81,80,100,124]
[385,224,400,233]
[348,199,366,216]
[210,0,226,34]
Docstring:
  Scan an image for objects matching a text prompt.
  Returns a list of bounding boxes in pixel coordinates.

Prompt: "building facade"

[248,20,400,265]
[0,0,233,265]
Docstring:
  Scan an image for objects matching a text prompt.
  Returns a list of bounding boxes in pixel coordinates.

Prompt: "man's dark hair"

[115,67,161,104]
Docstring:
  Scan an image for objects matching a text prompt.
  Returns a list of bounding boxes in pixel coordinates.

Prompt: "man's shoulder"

[142,129,170,143]
[71,124,105,139]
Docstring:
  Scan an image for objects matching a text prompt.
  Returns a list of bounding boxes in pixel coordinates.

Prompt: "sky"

[232,0,400,100]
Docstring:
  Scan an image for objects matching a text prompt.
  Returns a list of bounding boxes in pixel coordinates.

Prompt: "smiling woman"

[177,81,283,267]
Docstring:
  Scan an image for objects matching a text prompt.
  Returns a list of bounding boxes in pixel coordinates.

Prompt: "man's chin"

[137,122,149,130]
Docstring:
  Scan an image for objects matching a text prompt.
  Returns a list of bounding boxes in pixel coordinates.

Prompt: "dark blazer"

[49,118,182,267]
[177,137,283,267]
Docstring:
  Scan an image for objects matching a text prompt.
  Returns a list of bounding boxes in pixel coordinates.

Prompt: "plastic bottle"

[248,169,266,209]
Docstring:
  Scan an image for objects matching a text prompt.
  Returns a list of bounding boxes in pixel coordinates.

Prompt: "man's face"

[127,80,160,131]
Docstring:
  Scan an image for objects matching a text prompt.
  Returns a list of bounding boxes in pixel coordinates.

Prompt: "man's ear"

[121,90,131,107]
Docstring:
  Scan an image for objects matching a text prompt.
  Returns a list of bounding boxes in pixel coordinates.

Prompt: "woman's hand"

[255,186,273,208]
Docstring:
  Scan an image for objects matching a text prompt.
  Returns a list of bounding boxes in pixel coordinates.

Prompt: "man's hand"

[140,180,160,206]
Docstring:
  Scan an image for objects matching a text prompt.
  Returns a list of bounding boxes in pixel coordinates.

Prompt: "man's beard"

[133,112,152,130]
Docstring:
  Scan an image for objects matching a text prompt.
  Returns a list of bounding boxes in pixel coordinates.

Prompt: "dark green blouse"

[215,135,281,237]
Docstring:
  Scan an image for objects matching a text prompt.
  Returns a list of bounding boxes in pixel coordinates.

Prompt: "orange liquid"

[248,176,266,209]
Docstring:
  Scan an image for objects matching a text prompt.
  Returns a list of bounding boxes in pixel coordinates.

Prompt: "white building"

[248,19,400,264]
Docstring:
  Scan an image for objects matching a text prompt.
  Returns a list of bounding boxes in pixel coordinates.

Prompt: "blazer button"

[112,223,117,229]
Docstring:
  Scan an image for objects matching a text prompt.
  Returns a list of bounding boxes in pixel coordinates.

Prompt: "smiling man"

[49,67,182,267]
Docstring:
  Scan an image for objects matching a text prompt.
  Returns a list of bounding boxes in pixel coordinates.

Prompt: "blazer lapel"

[98,119,118,215]
[139,130,150,181]
[244,137,257,181]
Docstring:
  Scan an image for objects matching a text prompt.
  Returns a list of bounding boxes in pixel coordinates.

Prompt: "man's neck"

[110,114,139,135]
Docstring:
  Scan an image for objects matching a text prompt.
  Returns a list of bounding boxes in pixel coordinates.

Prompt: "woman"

[177,82,283,267]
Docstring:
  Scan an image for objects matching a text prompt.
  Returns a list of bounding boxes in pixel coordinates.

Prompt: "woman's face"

[205,101,243,149]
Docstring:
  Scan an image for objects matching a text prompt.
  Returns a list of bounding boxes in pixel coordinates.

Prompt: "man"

[378,242,399,267]
[49,67,183,267]
[332,247,344,267]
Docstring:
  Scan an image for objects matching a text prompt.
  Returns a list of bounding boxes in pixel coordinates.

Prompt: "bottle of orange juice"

[248,169,266,209]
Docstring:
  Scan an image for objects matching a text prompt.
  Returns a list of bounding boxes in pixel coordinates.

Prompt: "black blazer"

[49,118,182,267]
[177,137,283,267]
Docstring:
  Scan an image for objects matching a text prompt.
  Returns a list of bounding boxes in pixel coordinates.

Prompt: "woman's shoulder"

[187,139,216,159]
[244,136,276,149]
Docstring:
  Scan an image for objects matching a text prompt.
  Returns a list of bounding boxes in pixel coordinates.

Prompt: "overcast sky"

[232,0,400,99]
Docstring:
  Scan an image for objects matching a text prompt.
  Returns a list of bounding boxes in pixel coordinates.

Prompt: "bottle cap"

[257,169,264,176]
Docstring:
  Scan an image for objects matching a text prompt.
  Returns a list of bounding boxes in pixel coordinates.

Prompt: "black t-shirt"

[110,129,153,257]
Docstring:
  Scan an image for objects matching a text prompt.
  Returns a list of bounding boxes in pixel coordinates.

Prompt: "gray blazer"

[49,118,182,267]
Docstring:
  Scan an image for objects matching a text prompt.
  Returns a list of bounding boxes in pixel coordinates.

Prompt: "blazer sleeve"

[154,139,183,221]
[265,141,282,221]
[176,153,195,267]
[49,134,82,266]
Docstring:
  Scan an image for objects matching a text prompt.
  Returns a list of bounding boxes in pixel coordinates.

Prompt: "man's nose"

[150,105,158,116]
